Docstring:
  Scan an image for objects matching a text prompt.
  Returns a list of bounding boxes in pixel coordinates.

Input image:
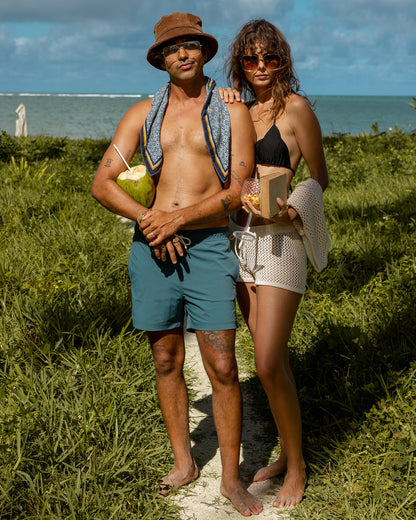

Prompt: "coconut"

[116,165,155,207]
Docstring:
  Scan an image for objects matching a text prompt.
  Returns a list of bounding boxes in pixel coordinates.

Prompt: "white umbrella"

[15,103,28,137]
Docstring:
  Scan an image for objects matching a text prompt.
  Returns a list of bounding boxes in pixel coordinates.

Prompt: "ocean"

[1,92,415,140]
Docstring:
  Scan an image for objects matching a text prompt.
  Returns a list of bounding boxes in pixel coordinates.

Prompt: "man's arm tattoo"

[231,168,243,186]
[221,194,233,211]
[105,149,132,168]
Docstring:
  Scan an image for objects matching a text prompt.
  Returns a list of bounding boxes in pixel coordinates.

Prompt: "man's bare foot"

[244,457,287,483]
[158,461,199,496]
[273,466,306,508]
[220,480,263,516]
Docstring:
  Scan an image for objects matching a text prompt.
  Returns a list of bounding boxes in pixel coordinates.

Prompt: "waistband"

[229,217,296,237]
[134,226,229,247]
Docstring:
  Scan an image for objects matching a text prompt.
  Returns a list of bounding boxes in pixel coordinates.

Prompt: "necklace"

[251,101,273,123]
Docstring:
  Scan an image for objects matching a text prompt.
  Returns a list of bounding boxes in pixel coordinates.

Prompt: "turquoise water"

[310,95,415,136]
[1,92,415,139]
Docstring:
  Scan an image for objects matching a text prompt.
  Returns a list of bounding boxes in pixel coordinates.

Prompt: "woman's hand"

[243,197,299,224]
[271,197,299,224]
[242,199,262,216]
[218,87,243,103]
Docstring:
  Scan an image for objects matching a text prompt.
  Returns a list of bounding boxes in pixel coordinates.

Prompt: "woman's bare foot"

[245,457,287,483]
[158,461,199,496]
[220,480,263,516]
[273,465,306,508]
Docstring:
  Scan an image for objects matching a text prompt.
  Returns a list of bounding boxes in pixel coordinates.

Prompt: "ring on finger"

[150,231,155,238]
[160,245,166,250]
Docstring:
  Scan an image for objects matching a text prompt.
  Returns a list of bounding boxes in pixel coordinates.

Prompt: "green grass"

[237,130,416,519]
[0,136,178,519]
[1,130,415,518]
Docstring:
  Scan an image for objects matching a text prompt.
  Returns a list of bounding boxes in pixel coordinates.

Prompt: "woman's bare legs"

[237,282,306,508]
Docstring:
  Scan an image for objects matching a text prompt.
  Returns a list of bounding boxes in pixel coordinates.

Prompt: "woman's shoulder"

[284,93,323,144]
[285,93,312,113]
[284,93,317,127]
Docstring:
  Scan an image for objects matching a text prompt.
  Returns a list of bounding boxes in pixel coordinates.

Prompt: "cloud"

[0,26,15,62]
[0,0,296,93]
[317,0,415,27]
[0,0,144,24]
[282,0,416,94]
[1,0,415,95]
[0,0,293,25]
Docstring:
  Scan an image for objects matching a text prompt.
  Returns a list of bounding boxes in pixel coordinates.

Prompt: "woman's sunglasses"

[240,54,280,72]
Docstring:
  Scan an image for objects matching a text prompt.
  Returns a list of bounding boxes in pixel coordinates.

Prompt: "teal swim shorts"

[128,226,240,332]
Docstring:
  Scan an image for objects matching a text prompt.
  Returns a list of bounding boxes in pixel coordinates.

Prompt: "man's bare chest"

[160,107,208,154]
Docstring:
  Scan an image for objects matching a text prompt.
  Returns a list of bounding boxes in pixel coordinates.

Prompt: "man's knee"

[149,330,185,377]
[208,357,239,387]
[197,329,238,386]
[153,351,182,377]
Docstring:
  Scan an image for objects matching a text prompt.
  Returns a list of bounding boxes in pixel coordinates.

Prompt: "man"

[91,12,261,516]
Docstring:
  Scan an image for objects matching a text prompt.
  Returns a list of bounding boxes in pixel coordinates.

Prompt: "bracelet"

[136,209,149,225]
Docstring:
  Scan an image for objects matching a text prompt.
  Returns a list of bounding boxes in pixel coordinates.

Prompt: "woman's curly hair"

[225,19,302,118]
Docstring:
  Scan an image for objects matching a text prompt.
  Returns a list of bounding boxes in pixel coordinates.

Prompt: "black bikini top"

[255,123,295,174]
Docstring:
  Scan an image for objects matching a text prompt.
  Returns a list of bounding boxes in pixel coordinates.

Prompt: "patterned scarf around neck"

[140,77,230,183]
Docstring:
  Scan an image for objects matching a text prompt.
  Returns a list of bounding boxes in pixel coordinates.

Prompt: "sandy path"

[172,331,290,520]
[119,219,290,517]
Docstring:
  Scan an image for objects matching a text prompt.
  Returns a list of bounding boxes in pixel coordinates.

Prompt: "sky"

[0,0,415,96]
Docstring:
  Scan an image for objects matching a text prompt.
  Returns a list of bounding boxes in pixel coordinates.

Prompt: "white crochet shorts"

[229,219,307,294]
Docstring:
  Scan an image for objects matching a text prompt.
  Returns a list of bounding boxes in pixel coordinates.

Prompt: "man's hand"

[139,210,185,263]
[152,238,184,264]
[140,209,182,245]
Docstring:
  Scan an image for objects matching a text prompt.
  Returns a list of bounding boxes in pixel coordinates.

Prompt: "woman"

[223,19,329,508]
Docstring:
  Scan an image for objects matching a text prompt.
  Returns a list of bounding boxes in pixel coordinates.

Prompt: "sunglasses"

[163,40,203,61]
[240,54,280,71]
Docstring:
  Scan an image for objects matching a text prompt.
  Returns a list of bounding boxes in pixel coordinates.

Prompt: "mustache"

[177,58,196,66]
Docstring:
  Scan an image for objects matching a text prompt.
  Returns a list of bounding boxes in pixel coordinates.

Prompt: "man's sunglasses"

[163,41,203,60]
[240,54,280,72]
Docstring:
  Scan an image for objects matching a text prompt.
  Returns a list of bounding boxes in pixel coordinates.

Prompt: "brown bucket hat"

[147,12,218,70]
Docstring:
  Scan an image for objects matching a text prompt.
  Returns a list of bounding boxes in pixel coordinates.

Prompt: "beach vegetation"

[1,131,415,518]
[407,96,416,110]
[238,131,416,519]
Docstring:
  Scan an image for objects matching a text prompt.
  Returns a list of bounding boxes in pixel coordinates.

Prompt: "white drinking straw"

[113,144,132,172]
[233,212,256,241]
